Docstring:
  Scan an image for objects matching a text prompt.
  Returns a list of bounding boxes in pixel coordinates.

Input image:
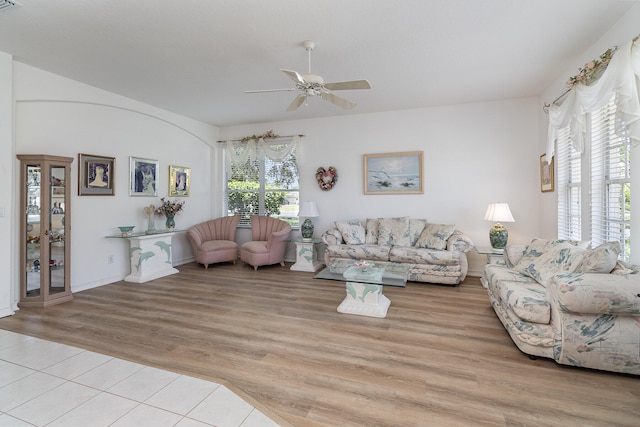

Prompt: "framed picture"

[363,151,424,194]
[168,165,191,197]
[78,153,115,196]
[540,153,554,192]
[130,156,159,196]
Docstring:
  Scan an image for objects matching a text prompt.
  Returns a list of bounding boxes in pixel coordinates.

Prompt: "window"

[590,98,631,260]
[557,126,582,241]
[557,96,631,261]
[225,140,299,227]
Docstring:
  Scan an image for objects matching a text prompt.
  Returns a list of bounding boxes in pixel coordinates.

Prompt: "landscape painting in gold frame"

[169,165,190,197]
[364,151,423,195]
[540,153,554,193]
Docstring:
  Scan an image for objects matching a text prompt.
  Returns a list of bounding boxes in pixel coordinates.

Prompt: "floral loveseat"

[321,217,474,285]
[484,238,640,375]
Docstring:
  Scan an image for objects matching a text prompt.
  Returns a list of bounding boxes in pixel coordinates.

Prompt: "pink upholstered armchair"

[240,216,292,270]
[187,216,240,269]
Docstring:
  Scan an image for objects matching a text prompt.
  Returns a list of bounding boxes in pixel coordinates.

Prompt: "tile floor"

[0,329,281,427]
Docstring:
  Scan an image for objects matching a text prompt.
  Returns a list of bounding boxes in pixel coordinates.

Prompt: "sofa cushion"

[513,239,591,274]
[377,217,410,246]
[513,239,592,286]
[389,246,460,265]
[365,218,379,244]
[494,280,550,324]
[326,244,391,261]
[415,223,456,250]
[504,245,527,268]
[409,219,427,246]
[574,241,621,274]
[519,243,588,286]
[485,265,550,324]
[335,220,366,244]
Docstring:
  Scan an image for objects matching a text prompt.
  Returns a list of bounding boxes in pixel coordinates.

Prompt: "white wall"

[538,4,640,263]
[0,52,14,317]
[220,97,540,276]
[11,62,219,300]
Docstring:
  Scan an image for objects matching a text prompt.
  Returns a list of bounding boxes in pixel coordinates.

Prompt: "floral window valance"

[547,37,640,159]
[225,135,301,166]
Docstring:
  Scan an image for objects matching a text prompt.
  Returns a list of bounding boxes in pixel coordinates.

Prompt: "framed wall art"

[363,151,424,195]
[540,153,554,192]
[168,165,190,197]
[130,156,158,196]
[78,153,115,196]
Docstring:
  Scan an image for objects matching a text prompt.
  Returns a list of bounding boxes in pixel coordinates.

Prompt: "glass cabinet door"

[18,154,73,307]
[25,164,42,297]
[49,165,66,295]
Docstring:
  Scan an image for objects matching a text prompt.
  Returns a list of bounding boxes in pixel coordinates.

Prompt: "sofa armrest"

[549,273,640,316]
[446,230,473,253]
[321,228,344,246]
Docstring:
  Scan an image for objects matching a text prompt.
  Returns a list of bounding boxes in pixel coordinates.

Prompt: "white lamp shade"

[298,201,319,218]
[484,203,514,223]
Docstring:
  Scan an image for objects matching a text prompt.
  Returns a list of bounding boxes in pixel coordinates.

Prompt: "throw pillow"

[504,245,528,269]
[514,238,591,277]
[611,260,640,275]
[513,238,549,275]
[365,218,379,244]
[377,217,410,246]
[574,241,621,274]
[335,220,366,245]
[415,223,456,250]
[517,242,586,286]
[409,219,427,246]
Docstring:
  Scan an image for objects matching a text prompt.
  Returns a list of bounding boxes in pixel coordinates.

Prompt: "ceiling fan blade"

[286,94,307,111]
[319,92,356,110]
[244,88,296,93]
[281,69,305,84]
[324,80,371,90]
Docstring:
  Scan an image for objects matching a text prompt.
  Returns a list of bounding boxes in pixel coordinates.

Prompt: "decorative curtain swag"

[225,134,301,167]
[546,37,640,160]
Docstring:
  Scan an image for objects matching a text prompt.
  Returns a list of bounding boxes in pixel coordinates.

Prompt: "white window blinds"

[590,96,631,260]
[557,126,582,241]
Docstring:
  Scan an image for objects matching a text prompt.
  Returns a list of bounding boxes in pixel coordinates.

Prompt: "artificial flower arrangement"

[240,129,278,142]
[155,197,185,217]
[565,47,616,89]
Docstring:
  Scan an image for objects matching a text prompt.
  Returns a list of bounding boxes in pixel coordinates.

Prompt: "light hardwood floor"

[1,262,638,427]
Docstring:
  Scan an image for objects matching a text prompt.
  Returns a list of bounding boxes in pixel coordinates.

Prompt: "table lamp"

[298,201,319,241]
[484,202,515,250]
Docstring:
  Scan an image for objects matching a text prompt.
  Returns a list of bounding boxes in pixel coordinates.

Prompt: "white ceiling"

[0,0,636,127]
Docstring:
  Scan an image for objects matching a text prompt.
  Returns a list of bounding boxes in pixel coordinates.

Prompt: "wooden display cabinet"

[18,154,73,307]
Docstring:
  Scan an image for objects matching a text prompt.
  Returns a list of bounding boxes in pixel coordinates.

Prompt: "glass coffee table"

[314,259,409,318]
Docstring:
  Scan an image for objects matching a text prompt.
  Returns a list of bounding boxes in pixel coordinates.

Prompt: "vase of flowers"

[156,198,185,230]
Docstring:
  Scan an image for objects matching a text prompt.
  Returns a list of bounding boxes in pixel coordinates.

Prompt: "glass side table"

[475,246,506,266]
[475,246,505,289]
[290,237,323,272]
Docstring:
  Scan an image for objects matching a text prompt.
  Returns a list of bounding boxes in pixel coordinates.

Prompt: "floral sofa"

[484,238,640,375]
[321,217,474,285]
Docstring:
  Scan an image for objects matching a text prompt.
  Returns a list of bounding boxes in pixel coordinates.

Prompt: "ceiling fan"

[244,40,371,111]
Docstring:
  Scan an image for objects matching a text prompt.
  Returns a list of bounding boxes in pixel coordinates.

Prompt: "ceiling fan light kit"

[245,40,371,111]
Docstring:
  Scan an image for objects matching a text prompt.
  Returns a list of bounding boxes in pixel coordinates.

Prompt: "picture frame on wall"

[130,156,159,196]
[78,153,115,196]
[540,153,554,192]
[168,165,190,197]
[363,151,424,195]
